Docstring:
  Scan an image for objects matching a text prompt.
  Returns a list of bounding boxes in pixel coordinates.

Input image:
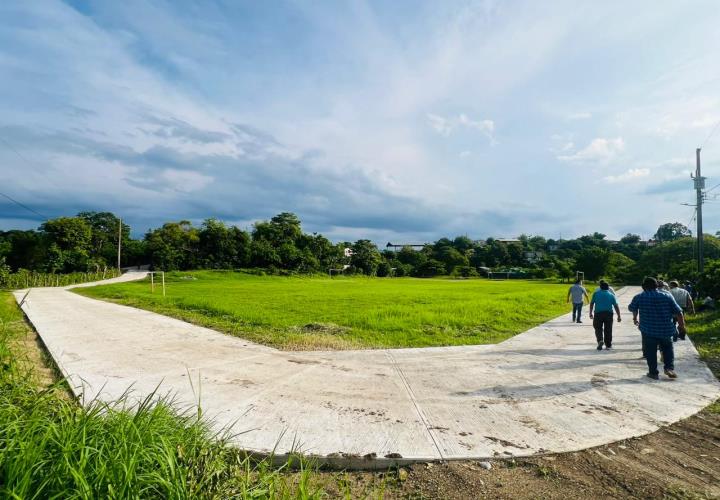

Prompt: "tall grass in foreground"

[0,294,325,499]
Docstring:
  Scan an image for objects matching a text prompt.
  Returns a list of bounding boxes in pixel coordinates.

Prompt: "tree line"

[2,212,718,287]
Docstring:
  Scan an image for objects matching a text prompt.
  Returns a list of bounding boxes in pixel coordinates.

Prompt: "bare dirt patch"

[322,406,720,499]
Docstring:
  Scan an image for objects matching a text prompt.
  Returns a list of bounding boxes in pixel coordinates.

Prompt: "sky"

[1,0,720,243]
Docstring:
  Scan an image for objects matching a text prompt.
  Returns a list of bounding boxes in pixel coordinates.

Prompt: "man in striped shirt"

[628,277,686,380]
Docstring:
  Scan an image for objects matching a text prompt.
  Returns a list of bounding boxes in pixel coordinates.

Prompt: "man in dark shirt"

[628,277,686,380]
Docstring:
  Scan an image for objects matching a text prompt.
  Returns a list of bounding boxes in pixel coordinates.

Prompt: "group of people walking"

[567,277,695,380]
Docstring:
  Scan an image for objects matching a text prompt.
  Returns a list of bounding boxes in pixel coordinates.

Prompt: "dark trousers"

[672,308,688,341]
[642,335,674,375]
[593,311,613,347]
[572,302,583,321]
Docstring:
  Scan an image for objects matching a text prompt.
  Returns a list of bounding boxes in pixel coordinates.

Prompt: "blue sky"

[1,0,720,242]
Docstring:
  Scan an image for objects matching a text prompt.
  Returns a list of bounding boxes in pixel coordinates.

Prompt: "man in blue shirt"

[589,281,621,350]
[628,277,686,380]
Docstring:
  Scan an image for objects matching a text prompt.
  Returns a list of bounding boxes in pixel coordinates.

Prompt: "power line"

[702,119,720,149]
[0,135,35,166]
[0,191,49,220]
[0,134,51,221]
[705,181,720,194]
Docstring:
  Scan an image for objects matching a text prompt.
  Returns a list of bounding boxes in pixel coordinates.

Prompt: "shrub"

[451,265,478,278]
[414,259,446,277]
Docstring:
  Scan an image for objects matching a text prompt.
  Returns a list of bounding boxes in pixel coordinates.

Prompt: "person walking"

[567,279,589,323]
[599,279,615,295]
[589,281,621,350]
[668,281,693,341]
[628,277,686,380]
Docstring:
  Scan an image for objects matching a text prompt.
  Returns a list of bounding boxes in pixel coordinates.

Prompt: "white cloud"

[558,137,624,163]
[427,113,496,143]
[426,113,452,136]
[566,111,592,120]
[603,168,650,184]
[459,150,471,158]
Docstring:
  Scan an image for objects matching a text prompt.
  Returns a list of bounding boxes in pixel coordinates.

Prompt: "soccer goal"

[148,271,166,296]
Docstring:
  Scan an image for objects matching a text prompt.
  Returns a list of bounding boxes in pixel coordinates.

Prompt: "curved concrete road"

[14,273,720,468]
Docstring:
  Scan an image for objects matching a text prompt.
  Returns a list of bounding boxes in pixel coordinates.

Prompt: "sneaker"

[664,369,677,379]
[577,320,583,323]
[646,373,659,380]
[605,345,612,350]
[596,342,603,350]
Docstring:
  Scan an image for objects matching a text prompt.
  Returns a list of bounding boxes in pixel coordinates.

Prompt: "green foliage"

[698,259,720,299]
[635,236,720,279]
[414,259,446,277]
[145,220,200,271]
[350,240,382,275]
[77,272,571,349]
[685,308,720,379]
[40,217,93,272]
[376,261,393,277]
[606,251,635,282]
[0,269,120,289]
[0,258,9,287]
[4,212,717,284]
[574,247,610,280]
[654,222,691,242]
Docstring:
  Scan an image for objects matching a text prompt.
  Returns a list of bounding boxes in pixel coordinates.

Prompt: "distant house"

[496,238,521,244]
[524,251,544,264]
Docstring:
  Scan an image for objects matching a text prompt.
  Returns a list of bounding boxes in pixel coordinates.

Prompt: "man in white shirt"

[567,279,589,323]
[669,280,694,340]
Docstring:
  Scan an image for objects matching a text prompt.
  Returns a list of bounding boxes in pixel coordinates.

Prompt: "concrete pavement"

[14,273,720,468]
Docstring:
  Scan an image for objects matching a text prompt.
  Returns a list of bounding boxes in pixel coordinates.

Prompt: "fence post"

[151,273,154,293]
[162,272,166,297]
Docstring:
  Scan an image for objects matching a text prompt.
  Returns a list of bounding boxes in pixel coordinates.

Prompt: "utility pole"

[117,217,122,271]
[693,148,705,273]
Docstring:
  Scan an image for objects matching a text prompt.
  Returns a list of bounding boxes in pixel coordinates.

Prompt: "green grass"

[76,271,573,350]
[0,293,337,498]
[686,309,720,379]
[685,309,720,414]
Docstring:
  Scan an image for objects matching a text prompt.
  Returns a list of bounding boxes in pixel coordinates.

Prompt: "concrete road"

[15,274,720,468]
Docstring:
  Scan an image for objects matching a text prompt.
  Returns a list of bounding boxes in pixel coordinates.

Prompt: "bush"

[376,261,393,277]
[451,265,478,278]
[698,259,720,298]
[414,259,446,277]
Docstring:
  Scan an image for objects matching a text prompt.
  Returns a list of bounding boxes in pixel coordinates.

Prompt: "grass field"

[76,271,573,350]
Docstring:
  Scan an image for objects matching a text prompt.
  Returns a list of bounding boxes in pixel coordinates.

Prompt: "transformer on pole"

[692,148,705,274]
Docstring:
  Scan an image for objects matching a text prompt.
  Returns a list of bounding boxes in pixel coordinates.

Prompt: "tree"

[574,247,610,280]
[452,236,474,253]
[396,246,427,268]
[506,242,525,266]
[350,240,382,275]
[198,218,245,269]
[145,221,199,271]
[606,251,635,282]
[40,217,93,272]
[77,211,130,266]
[486,241,510,267]
[620,233,641,245]
[414,259,446,277]
[434,246,468,273]
[654,222,691,243]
